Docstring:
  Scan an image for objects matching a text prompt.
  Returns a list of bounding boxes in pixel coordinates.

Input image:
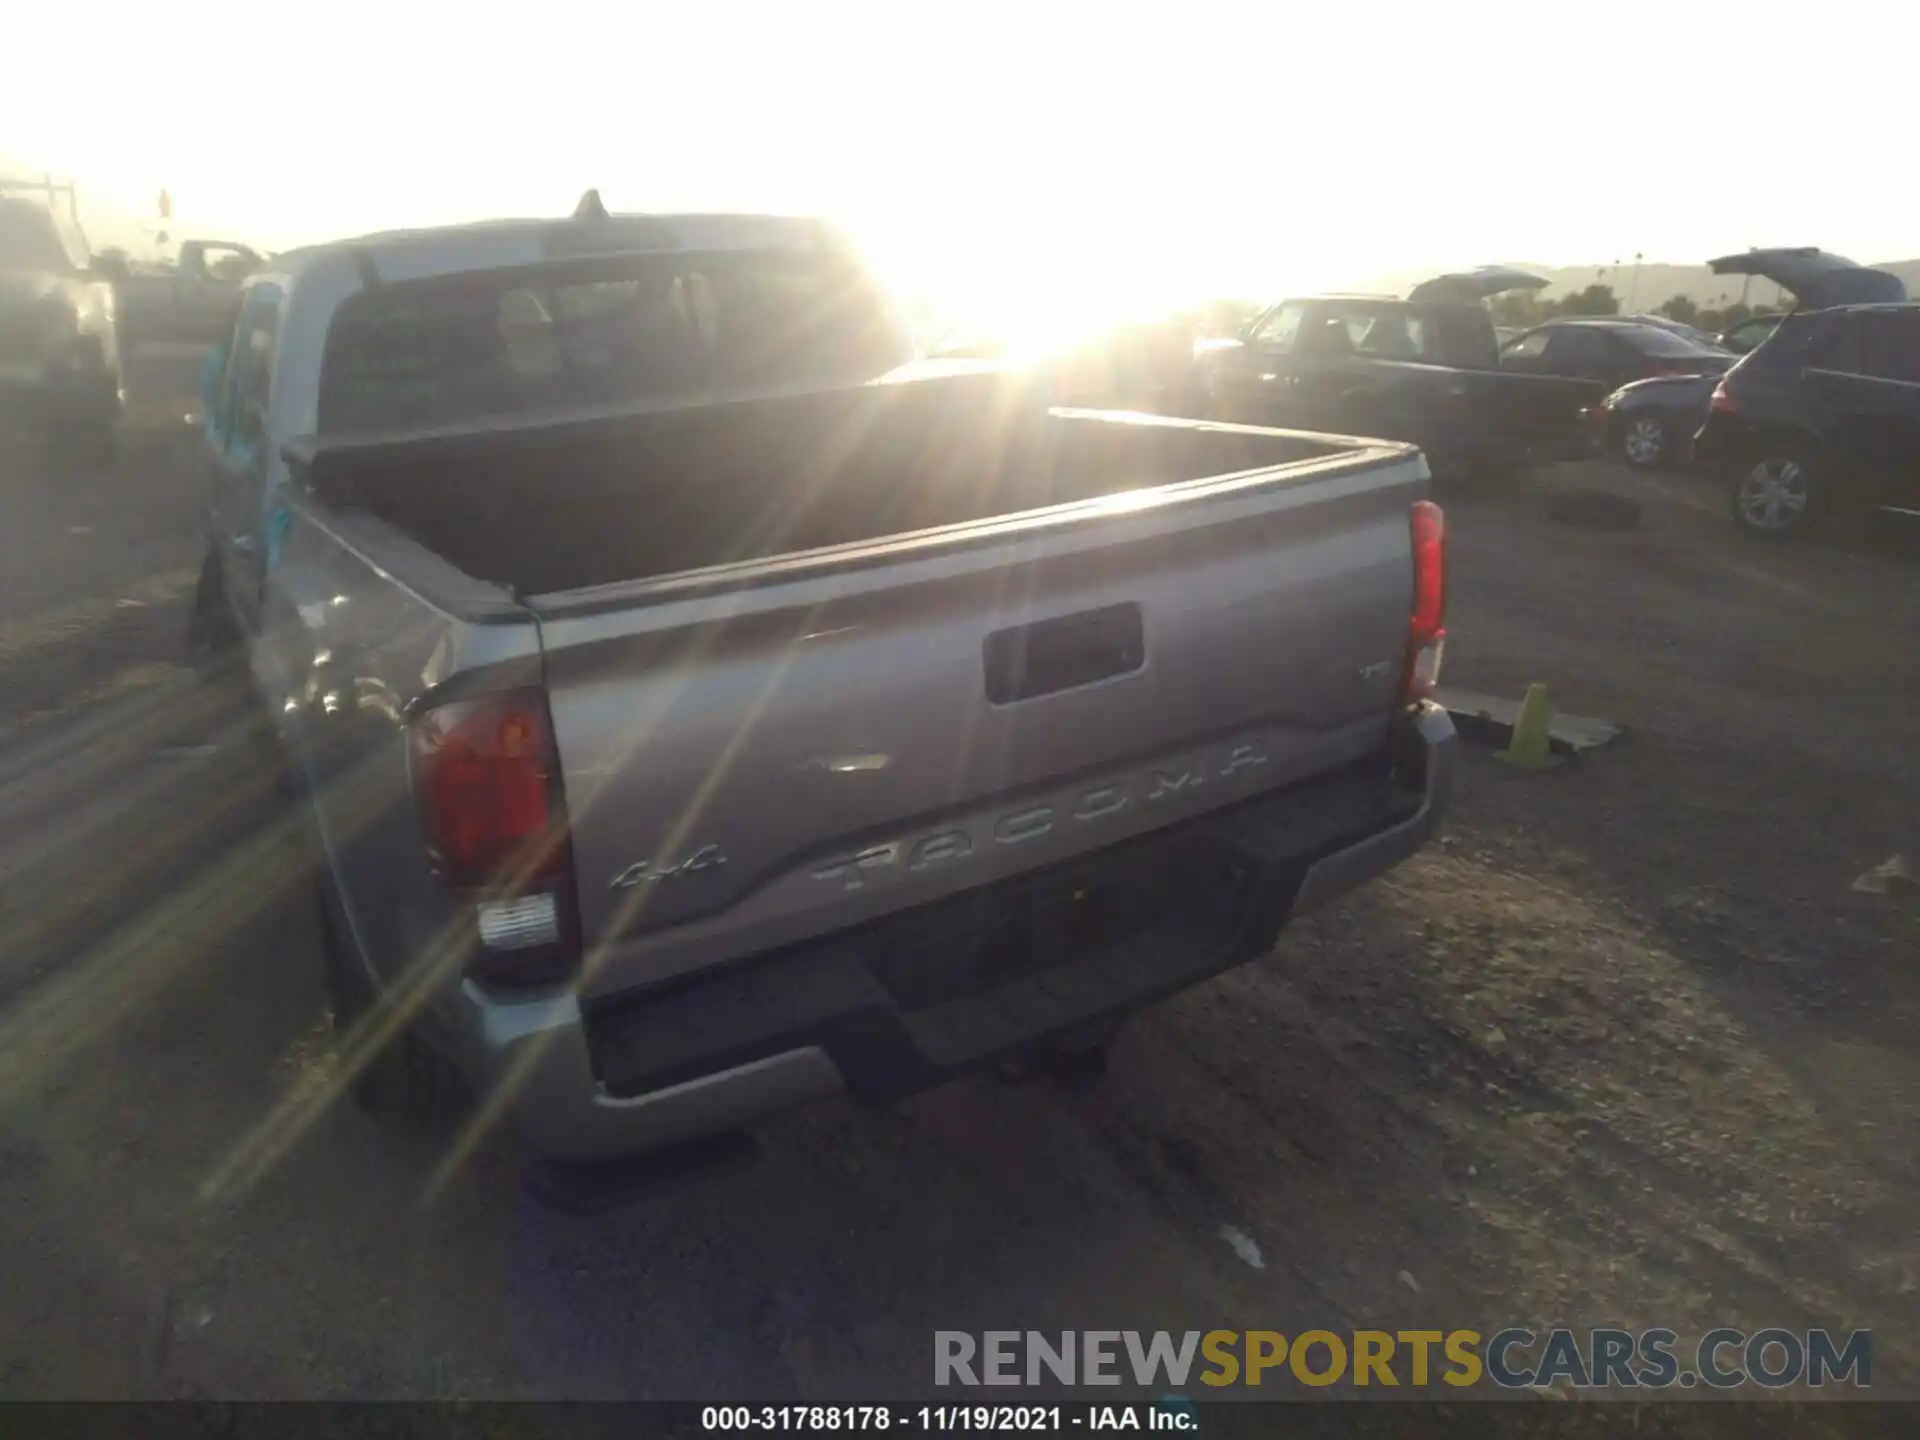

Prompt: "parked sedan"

[1502,318,1733,392]
[1506,320,1731,468]
[1585,371,1723,467]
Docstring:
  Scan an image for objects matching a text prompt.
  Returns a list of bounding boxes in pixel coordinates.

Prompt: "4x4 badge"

[610,844,728,889]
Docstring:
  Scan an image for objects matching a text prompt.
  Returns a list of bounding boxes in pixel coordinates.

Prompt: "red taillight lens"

[413,694,561,888]
[412,692,578,985]
[1404,500,1447,701]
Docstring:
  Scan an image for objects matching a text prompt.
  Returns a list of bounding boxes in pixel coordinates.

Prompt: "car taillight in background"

[1402,500,1446,703]
[411,690,580,987]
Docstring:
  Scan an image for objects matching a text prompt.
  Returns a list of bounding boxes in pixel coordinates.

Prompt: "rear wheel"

[1730,453,1818,538]
[1618,413,1669,468]
[318,878,466,1129]
[186,547,242,659]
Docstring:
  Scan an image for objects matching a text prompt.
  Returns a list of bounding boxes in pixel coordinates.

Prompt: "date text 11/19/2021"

[702,1404,1191,1432]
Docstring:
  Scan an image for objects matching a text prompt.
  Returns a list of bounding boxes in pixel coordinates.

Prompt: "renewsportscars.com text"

[934,1328,1871,1390]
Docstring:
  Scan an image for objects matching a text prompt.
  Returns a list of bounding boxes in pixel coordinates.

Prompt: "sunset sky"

[4,0,1907,344]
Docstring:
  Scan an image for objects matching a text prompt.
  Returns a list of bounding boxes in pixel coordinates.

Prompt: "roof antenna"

[572,188,609,221]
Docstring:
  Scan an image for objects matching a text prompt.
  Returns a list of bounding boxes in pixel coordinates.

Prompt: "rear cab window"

[316,249,906,434]
[198,244,261,284]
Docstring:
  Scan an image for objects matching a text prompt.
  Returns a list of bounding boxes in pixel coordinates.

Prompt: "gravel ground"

[0,410,1915,1404]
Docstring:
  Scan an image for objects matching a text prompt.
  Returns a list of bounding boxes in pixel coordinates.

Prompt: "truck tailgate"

[533,429,1427,999]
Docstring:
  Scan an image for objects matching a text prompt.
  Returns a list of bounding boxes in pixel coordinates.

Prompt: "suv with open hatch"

[1696,303,1920,537]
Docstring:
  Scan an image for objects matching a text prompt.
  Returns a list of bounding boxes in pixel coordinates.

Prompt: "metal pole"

[1627,252,1643,311]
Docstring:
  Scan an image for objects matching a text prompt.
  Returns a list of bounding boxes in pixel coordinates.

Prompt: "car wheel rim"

[1624,418,1664,463]
[1736,459,1809,530]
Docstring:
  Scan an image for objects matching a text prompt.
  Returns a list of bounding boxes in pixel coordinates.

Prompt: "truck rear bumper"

[457,704,1456,1162]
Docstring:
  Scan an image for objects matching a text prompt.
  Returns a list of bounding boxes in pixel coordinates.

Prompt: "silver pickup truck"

[189,203,1456,1164]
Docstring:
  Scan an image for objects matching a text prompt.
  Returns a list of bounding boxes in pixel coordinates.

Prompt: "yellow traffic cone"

[1499,682,1561,770]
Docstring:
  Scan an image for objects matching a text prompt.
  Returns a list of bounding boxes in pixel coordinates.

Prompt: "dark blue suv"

[1696,302,1920,538]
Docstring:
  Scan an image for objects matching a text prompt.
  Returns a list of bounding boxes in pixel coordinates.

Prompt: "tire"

[317,877,466,1129]
[1617,412,1669,469]
[1729,451,1819,538]
[185,547,242,659]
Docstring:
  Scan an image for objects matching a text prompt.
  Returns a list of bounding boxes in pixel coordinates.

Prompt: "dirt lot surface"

[0,408,1916,1405]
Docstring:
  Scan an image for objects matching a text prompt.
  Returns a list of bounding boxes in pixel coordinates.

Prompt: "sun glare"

[861,219,1209,363]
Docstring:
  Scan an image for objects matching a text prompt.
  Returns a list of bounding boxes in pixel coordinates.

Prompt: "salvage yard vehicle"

[1581,252,1911,476]
[1583,369,1725,468]
[1507,320,1734,469]
[1696,301,1920,537]
[0,180,123,455]
[1501,318,1731,394]
[1193,267,1602,482]
[114,237,267,349]
[188,200,1456,1163]
[1686,248,1918,537]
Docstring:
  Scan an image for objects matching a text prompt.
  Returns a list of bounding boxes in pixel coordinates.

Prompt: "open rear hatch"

[1406,266,1550,305]
[1707,248,1908,309]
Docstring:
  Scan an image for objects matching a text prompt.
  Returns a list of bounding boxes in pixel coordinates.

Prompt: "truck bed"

[295,370,1353,598]
[286,370,1431,1003]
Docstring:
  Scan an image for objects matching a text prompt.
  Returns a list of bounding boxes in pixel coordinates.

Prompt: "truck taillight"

[411,691,579,986]
[1403,500,1447,702]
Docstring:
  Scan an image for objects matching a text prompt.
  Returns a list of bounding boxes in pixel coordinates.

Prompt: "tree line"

[1185,288,1788,341]
[1489,284,1784,335]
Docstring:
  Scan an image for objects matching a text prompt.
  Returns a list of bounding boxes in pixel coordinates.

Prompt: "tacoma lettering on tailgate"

[808,741,1268,892]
